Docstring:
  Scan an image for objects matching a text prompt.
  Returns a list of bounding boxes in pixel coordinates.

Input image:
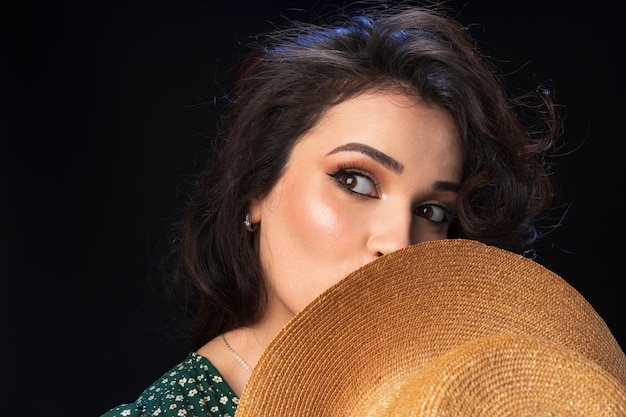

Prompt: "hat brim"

[236,239,626,416]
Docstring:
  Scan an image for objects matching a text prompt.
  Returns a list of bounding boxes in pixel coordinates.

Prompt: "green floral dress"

[100,352,239,417]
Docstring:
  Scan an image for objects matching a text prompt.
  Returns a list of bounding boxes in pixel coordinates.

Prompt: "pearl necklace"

[220,333,252,372]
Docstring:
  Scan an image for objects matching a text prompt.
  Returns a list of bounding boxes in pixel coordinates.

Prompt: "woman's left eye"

[414,204,456,224]
[328,170,378,198]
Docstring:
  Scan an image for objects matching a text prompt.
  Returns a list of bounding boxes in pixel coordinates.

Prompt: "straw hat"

[236,239,626,416]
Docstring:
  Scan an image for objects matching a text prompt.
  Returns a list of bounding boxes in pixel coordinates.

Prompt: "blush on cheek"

[302,200,347,244]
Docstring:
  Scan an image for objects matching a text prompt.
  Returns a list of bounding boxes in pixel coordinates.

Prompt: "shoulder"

[101,352,239,417]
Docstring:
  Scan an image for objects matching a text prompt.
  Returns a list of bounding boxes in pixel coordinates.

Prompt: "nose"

[367,211,413,258]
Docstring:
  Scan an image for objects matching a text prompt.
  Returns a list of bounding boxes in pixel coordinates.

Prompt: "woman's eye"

[415,204,455,224]
[329,170,378,198]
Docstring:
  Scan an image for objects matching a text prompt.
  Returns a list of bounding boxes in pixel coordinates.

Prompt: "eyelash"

[327,166,380,199]
[414,204,458,224]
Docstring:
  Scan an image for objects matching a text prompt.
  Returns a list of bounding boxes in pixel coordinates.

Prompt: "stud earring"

[244,213,257,232]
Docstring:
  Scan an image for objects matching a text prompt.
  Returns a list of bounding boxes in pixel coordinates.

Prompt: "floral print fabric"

[101,352,239,417]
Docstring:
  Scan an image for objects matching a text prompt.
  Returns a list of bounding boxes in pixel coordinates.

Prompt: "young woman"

[101,2,559,416]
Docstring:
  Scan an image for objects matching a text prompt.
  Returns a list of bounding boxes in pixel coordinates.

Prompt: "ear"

[247,199,262,224]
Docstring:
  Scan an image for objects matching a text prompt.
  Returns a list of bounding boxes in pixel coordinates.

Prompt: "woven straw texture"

[235,239,626,416]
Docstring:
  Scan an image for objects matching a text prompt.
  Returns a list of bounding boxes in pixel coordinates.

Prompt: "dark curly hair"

[171,2,560,348]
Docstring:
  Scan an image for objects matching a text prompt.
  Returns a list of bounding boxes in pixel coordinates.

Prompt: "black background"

[3,1,624,415]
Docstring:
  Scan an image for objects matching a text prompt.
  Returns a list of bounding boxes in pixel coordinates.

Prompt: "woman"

[101,2,559,416]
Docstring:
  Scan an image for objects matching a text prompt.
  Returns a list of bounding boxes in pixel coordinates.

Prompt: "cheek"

[291,197,356,302]
[262,178,353,259]
[262,184,356,312]
[301,198,344,238]
[294,188,356,251]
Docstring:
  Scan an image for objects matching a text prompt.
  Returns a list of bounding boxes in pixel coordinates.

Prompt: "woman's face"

[249,91,463,326]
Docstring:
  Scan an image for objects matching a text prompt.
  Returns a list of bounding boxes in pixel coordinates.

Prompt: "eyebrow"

[328,142,461,193]
[432,181,460,193]
[327,142,404,174]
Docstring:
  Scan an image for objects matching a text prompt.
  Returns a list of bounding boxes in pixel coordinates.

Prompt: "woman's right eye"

[328,170,379,198]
